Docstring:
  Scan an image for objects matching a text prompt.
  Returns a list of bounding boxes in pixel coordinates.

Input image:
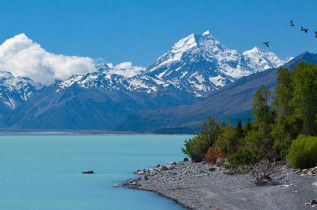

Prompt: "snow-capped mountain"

[0,31,293,129]
[243,47,289,71]
[58,31,288,98]
[0,71,42,109]
[143,31,287,96]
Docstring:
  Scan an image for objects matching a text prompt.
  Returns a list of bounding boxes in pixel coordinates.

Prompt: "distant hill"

[116,52,317,133]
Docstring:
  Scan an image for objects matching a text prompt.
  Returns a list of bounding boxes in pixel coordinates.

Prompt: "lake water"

[0,135,192,210]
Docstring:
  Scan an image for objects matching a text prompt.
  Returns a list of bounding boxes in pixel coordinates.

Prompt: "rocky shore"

[123,161,317,210]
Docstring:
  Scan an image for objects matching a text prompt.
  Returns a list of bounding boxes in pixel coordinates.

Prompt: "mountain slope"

[9,72,198,129]
[143,31,286,96]
[0,72,42,126]
[116,52,317,133]
[2,31,289,130]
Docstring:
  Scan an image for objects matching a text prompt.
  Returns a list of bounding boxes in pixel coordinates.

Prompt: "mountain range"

[117,52,317,133]
[0,31,295,130]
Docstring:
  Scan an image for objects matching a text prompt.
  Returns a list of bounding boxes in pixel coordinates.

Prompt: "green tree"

[252,85,275,124]
[291,62,317,135]
[272,68,294,116]
[272,68,302,157]
[236,119,244,139]
[182,116,224,162]
[244,117,252,134]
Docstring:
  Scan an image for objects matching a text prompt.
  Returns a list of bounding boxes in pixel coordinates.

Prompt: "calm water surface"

[0,135,192,210]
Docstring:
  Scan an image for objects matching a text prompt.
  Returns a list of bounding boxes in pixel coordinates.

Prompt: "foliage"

[252,85,275,125]
[228,147,261,166]
[291,62,317,135]
[205,147,222,163]
[287,135,317,169]
[215,124,237,156]
[182,62,317,169]
[182,116,223,162]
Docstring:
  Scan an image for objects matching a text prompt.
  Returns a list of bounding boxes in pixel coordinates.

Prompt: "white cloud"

[106,62,146,78]
[0,34,97,85]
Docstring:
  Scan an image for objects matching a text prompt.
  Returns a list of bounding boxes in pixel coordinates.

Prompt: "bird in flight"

[263,41,269,47]
[290,20,295,26]
[301,26,309,33]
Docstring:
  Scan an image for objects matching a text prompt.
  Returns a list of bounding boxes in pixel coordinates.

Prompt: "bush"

[205,147,222,163]
[287,135,317,169]
[182,116,223,162]
[228,147,262,166]
[215,125,237,156]
[182,133,212,162]
[250,159,289,186]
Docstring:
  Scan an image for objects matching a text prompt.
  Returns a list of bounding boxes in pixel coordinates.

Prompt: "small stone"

[209,167,216,172]
[311,200,317,206]
[170,161,177,165]
[144,175,149,180]
[113,184,119,187]
[183,157,189,162]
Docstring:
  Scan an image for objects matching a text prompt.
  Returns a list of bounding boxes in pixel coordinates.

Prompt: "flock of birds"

[262,20,316,47]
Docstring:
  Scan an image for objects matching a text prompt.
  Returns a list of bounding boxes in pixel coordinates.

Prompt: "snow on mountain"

[0,71,42,109]
[57,62,149,92]
[242,47,287,71]
[0,31,290,116]
[58,31,289,98]
[0,31,295,130]
[143,31,287,96]
[282,56,294,64]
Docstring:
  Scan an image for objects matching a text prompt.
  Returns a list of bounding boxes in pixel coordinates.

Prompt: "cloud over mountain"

[0,34,97,85]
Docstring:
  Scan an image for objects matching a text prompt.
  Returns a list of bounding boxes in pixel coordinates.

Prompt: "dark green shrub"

[182,116,223,162]
[228,148,262,166]
[182,133,212,162]
[287,135,317,169]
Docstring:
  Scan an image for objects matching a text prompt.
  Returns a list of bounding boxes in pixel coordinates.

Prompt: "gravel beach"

[123,161,317,210]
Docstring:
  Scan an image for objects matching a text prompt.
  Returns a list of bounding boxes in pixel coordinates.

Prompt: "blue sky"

[0,0,316,67]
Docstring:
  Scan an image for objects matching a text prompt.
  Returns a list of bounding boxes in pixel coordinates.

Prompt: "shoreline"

[123,161,317,210]
[0,129,194,136]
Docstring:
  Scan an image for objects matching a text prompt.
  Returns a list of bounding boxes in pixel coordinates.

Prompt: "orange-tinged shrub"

[205,147,222,163]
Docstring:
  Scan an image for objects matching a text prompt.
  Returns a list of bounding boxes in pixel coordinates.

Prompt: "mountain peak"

[202,30,211,36]
[243,47,285,70]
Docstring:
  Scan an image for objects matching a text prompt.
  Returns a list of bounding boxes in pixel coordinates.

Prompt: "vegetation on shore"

[182,62,317,169]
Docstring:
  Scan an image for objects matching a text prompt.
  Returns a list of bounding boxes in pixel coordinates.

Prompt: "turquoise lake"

[0,135,192,210]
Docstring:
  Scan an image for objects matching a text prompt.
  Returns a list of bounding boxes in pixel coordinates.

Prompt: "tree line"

[182,62,317,169]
